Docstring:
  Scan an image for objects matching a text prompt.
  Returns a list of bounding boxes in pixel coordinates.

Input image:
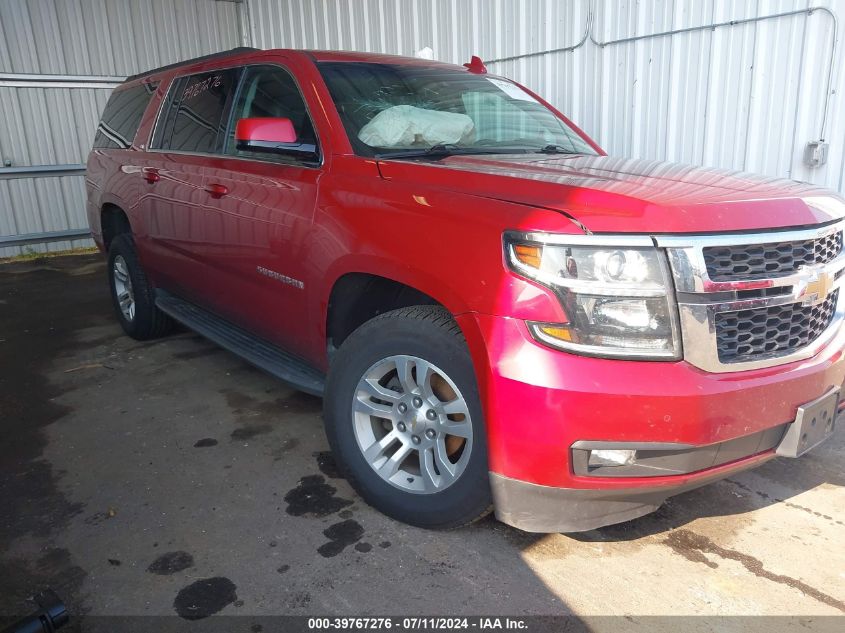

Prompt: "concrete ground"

[1,254,844,626]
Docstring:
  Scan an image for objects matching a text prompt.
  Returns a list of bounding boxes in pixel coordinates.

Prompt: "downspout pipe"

[485,3,838,142]
[484,0,593,64]
[590,6,838,141]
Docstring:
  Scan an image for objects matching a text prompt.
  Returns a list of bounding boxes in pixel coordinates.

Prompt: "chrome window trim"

[147,75,178,150]
[142,147,324,170]
[145,62,324,169]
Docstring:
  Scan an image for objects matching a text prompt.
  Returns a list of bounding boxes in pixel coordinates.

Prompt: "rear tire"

[107,234,172,340]
[324,306,492,529]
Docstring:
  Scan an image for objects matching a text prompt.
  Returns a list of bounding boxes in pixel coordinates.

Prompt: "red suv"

[86,47,844,532]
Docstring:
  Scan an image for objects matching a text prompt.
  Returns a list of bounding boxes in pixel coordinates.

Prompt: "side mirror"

[234,117,318,160]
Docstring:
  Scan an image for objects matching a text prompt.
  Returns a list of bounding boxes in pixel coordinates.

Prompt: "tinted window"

[93,82,157,149]
[152,69,238,153]
[223,65,317,161]
[150,76,186,150]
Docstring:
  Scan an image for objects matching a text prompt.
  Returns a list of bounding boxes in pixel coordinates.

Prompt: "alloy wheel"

[112,255,135,322]
[351,354,473,494]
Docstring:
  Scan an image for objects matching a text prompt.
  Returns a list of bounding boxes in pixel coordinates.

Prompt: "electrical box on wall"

[804,141,829,168]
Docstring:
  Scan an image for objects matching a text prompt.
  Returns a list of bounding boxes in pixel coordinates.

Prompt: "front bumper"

[489,451,775,532]
[457,312,845,532]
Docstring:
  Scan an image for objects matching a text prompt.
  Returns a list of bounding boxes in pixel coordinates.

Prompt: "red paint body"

[235,117,297,144]
[86,49,845,493]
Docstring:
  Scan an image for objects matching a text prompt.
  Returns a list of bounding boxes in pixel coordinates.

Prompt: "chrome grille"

[715,291,838,363]
[703,231,843,281]
[659,222,845,373]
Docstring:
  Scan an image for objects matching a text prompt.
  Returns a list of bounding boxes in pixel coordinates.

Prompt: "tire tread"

[109,234,173,340]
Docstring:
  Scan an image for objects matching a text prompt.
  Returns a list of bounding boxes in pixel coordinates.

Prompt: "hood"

[376,154,845,234]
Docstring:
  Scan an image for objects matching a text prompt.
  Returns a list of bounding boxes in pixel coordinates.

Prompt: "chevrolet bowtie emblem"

[799,270,834,305]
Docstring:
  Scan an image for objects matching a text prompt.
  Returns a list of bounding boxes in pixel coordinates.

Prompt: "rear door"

[198,63,322,359]
[138,68,240,302]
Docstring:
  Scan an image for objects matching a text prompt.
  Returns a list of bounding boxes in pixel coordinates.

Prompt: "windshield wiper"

[375,143,529,160]
[536,144,581,155]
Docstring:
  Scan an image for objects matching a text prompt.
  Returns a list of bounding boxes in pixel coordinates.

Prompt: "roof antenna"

[463,56,487,74]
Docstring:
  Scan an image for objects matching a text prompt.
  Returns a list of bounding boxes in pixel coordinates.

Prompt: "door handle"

[204,183,229,199]
[142,167,160,184]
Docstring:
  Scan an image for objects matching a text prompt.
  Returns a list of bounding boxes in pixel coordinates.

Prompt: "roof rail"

[124,47,259,83]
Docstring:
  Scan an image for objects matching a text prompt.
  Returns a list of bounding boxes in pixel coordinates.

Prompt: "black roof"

[125,47,259,83]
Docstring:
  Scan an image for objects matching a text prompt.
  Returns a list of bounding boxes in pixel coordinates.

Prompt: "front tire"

[107,234,172,340]
[324,306,492,529]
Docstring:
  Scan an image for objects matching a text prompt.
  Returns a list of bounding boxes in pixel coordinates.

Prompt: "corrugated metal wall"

[0,0,242,257]
[2,0,843,258]
[246,0,845,195]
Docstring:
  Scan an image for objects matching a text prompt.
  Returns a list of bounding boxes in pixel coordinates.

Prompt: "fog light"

[588,449,637,467]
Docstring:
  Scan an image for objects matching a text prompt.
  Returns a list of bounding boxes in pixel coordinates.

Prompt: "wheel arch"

[322,258,475,356]
[325,271,441,352]
[100,202,133,251]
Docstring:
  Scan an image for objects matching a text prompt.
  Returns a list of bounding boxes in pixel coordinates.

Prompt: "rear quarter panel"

[85,150,142,252]
[86,79,169,254]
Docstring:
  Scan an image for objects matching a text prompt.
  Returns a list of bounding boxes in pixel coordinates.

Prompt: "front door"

[198,64,323,359]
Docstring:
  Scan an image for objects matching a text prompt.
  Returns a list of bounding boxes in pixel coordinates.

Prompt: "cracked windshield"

[318,61,598,158]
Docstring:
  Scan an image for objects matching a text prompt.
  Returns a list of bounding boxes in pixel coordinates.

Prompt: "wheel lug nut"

[425,429,436,439]
[411,435,421,445]
[398,403,407,413]
[426,409,437,421]
[413,397,423,408]
[397,422,406,432]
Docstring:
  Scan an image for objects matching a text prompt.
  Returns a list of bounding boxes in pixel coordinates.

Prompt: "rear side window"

[93,82,158,149]
[151,69,238,153]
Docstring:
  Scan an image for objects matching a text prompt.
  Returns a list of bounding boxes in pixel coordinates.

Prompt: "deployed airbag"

[358,105,475,148]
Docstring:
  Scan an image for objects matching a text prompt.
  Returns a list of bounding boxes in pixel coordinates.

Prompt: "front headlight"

[505,232,681,359]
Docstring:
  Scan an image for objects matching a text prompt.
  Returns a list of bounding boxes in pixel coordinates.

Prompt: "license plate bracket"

[776,388,840,458]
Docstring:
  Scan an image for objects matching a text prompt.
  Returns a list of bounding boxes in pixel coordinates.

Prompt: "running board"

[155,290,325,396]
